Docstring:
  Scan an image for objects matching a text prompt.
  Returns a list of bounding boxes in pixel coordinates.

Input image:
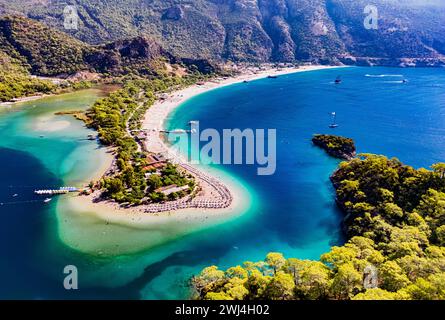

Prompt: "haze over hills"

[0,0,444,66]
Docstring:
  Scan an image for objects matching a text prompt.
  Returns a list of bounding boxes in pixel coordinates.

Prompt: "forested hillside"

[0,15,89,76]
[0,15,215,101]
[192,154,445,300]
[1,0,444,66]
[0,50,56,102]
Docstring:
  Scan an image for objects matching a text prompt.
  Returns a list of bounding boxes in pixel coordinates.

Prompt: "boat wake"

[383,80,406,84]
[365,74,404,78]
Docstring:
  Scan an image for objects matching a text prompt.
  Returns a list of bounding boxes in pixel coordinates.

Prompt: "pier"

[159,129,190,134]
[34,187,79,195]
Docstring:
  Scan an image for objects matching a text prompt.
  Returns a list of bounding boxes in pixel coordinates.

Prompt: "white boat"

[44,198,52,203]
[329,112,339,128]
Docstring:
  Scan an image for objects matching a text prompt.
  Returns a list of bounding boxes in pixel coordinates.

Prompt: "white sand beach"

[143,65,337,157]
[140,64,340,214]
[72,64,338,220]
[57,64,340,254]
[0,94,51,107]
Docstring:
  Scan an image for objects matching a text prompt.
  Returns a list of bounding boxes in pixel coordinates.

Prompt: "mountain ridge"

[0,15,216,78]
[0,15,216,101]
[1,0,444,67]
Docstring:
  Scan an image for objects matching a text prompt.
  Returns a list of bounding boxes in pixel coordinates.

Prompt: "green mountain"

[0,49,56,102]
[0,15,90,76]
[1,0,444,66]
[0,15,215,101]
[0,15,216,76]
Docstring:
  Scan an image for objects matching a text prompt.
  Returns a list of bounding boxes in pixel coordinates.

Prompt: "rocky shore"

[312,134,356,160]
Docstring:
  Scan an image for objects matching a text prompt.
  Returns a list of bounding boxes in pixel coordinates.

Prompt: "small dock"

[34,187,79,195]
[159,129,190,134]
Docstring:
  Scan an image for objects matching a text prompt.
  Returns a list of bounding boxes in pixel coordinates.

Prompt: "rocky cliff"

[0,0,444,66]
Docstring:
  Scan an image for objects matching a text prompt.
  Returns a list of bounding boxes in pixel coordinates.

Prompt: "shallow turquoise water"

[0,67,444,299]
[0,89,114,299]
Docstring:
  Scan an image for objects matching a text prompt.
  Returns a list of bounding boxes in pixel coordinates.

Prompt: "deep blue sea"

[0,67,444,299]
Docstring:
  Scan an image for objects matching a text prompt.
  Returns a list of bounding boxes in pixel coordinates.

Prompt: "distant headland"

[312,134,357,160]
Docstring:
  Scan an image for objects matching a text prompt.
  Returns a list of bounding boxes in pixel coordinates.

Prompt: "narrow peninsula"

[312,134,356,160]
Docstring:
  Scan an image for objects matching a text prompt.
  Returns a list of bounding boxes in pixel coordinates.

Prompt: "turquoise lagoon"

[0,67,444,299]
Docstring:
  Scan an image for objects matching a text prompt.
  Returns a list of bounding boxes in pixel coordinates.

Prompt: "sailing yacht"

[329,112,339,128]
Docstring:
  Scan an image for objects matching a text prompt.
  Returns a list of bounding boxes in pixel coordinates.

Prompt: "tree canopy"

[192,155,445,300]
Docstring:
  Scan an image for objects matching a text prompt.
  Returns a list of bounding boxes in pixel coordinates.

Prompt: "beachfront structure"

[156,185,190,196]
[145,171,161,179]
[143,153,168,171]
[143,162,233,213]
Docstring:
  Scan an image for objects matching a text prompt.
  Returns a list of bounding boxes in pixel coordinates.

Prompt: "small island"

[312,134,356,160]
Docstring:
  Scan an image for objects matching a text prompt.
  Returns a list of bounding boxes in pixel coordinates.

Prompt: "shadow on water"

[0,147,62,299]
[67,245,234,299]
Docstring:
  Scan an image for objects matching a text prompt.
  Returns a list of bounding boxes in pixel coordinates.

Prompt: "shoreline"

[141,64,341,213]
[74,64,340,218]
[0,94,52,107]
[57,64,341,254]
[0,84,120,108]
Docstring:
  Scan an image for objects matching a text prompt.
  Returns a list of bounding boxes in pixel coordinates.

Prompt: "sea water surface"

[0,67,444,299]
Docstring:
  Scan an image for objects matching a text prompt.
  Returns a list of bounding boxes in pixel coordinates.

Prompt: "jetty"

[142,97,234,214]
[34,187,79,195]
[159,129,190,134]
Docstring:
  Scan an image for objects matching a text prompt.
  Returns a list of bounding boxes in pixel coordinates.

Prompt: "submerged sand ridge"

[57,65,340,255]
